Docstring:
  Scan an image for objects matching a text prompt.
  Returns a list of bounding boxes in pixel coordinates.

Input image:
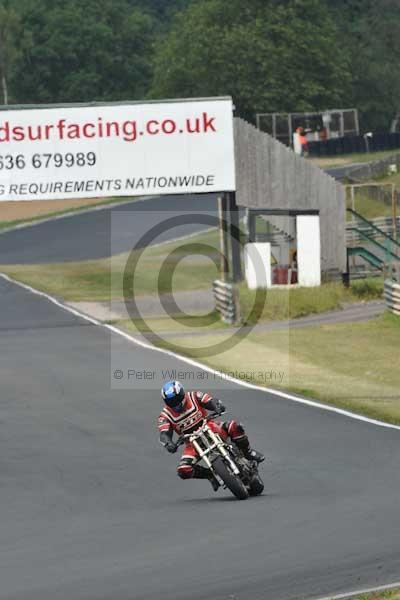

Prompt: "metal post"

[354,109,360,136]
[340,112,345,138]
[392,184,398,249]
[217,194,229,282]
[350,185,356,269]
[288,113,293,148]
[343,250,350,288]
[228,191,243,282]
[248,210,256,243]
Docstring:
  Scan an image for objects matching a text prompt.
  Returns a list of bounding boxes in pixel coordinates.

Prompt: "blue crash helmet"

[161,380,185,412]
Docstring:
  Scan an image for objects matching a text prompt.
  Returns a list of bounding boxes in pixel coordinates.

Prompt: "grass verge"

[353,590,400,600]
[0,214,396,425]
[310,150,400,170]
[127,312,400,425]
[0,230,221,301]
[239,278,383,323]
[0,233,383,319]
[0,219,383,309]
[346,192,395,221]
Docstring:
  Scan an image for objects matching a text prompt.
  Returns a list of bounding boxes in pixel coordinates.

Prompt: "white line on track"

[1,271,400,600]
[1,271,400,433]
[313,580,400,599]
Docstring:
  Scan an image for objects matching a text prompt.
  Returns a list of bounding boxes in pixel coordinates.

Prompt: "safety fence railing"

[346,210,400,272]
[346,216,400,245]
[212,280,241,325]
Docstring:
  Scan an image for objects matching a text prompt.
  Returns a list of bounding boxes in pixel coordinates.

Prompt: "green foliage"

[349,277,384,299]
[127,0,193,21]
[150,0,351,120]
[0,1,21,104]
[0,0,397,132]
[327,0,400,131]
[10,0,155,104]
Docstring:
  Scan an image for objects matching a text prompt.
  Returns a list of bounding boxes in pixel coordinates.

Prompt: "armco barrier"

[384,280,400,316]
[349,153,400,182]
[212,280,240,325]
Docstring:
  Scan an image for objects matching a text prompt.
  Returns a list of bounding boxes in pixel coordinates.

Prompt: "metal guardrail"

[384,261,400,315]
[347,152,400,182]
[384,280,400,316]
[212,280,240,325]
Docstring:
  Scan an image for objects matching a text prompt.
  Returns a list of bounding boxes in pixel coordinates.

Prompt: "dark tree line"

[0,0,398,131]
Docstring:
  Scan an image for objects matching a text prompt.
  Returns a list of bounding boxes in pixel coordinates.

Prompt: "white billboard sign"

[0,97,236,201]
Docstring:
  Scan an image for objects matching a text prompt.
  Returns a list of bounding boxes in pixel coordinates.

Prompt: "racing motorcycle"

[175,413,264,500]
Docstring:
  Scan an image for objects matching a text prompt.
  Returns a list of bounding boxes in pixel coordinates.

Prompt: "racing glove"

[209,398,226,415]
[160,430,176,453]
[165,441,177,454]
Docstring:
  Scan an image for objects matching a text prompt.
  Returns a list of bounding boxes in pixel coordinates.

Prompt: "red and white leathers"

[158,390,247,479]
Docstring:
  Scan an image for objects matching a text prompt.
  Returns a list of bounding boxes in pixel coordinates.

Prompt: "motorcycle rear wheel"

[212,456,249,500]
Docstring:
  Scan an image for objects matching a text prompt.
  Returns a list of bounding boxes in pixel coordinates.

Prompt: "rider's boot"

[234,436,265,463]
[193,465,220,492]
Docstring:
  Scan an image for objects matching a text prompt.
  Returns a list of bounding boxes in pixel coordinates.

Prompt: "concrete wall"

[234,118,347,273]
[244,243,271,289]
[297,216,321,286]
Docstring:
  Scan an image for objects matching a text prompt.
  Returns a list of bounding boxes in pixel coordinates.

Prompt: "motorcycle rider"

[158,380,264,491]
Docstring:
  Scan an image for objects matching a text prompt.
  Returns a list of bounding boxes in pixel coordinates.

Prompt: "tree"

[150,0,351,121]
[11,0,155,104]
[0,2,21,104]
[328,0,400,130]
[127,0,193,20]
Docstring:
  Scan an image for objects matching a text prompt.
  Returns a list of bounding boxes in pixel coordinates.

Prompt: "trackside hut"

[234,118,346,275]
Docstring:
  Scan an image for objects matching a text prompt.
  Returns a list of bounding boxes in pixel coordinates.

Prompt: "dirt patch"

[0,197,106,223]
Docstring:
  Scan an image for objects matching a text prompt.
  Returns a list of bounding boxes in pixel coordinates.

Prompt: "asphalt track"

[0,194,220,264]
[1,182,400,599]
[0,166,340,265]
[1,275,400,600]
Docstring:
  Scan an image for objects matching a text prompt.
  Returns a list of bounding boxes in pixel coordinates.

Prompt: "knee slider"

[178,465,194,479]
[177,458,194,479]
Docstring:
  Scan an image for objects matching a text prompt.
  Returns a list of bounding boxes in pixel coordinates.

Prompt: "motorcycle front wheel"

[212,456,249,500]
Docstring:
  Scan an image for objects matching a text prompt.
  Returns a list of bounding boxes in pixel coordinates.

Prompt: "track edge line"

[1,271,400,433]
